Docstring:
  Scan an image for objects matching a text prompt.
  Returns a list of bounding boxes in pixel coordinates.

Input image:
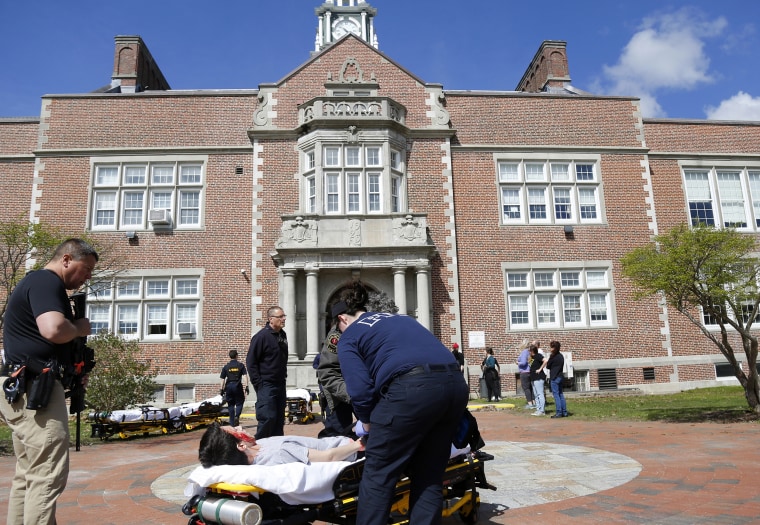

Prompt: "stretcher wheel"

[182,496,200,516]
[459,504,479,524]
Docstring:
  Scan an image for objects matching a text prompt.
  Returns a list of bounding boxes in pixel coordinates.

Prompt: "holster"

[26,366,57,410]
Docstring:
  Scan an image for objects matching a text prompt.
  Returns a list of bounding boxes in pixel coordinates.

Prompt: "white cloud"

[705,91,760,121]
[600,8,726,118]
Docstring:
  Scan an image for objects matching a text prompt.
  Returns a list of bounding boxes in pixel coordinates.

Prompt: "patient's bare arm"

[307,439,364,463]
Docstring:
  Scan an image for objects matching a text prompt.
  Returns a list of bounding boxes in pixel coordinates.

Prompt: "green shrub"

[85,332,158,413]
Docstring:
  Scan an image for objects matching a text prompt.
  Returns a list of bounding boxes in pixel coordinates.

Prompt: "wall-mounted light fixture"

[125,231,137,240]
[564,225,574,239]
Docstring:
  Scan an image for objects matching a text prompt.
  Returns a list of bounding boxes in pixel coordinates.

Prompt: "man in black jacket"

[246,306,288,439]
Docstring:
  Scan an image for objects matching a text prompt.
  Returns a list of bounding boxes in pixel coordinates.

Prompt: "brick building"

[2,0,760,403]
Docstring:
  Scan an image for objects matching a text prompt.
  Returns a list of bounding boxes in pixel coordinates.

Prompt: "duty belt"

[403,362,461,376]
[0,363,25,377]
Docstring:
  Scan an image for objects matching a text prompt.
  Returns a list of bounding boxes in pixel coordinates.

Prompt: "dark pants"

[520,372,534,403]
[318,400,356,438]
[225,382,245,425]
[254,380,286,439]
[484,368,501,400]
[357,364,469,525]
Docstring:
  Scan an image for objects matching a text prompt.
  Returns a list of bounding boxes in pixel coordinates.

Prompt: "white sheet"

[90,395,223,423]
[184,461,352,505]
[184,445,471,506]
[286,388,312,402]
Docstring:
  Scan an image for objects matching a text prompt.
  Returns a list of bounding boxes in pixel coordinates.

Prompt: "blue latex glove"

[354,420,369,437]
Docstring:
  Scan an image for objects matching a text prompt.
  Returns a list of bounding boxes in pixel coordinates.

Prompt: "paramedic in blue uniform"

[334,280,469,525]
[220,349,248,426]
[246,306,288,439]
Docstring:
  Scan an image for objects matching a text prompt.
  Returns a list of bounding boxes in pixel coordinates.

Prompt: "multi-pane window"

[88,274,201,340]
[497,158,602,225]
[505,263,614,329]
[683,165,760,230]
[302,144,405,215]
[701,301,760,328]
[90,159,205,231]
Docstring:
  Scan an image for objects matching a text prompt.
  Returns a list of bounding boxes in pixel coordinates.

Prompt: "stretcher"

[285,389,317,424]
[182,448,495,525]
[88,395,225,440]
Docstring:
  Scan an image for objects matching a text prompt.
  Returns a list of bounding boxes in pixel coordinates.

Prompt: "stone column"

[305,264,320,362]
[393,265,408,315]
[415,263,431,329]
[282,268,298,359]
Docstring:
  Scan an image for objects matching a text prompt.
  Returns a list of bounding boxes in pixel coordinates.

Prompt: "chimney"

[515,40,571,93]
[111,35,170,93]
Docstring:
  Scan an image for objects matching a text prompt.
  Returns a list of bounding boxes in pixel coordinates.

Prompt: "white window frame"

[89,156,206,232]
[681,162,760,231]
[503,262,616,330]
[88,271,202,341]
[301,142,404,215]
[496,155,603,225]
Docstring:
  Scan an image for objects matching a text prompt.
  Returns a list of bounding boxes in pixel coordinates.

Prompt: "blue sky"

[1,1,759,121]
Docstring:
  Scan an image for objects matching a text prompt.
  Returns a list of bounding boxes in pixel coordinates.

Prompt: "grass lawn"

[481,385,759,423]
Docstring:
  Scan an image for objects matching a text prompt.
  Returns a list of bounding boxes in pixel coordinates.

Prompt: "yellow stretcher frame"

[183,450,496,525]
[88,401,224,440]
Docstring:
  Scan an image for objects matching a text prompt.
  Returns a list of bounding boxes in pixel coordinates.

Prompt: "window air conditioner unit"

[148,208,172,225]
[177,322,195,336]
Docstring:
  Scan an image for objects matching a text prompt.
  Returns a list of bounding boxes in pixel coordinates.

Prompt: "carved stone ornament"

[276,216,317,247]
[393,215,425,243]
[254,91,272,126]
[348,219,362,246]
[339,58,364,83]
[427,89,451,127]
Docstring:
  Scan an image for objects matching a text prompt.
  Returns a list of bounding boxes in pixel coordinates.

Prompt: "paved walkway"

[1,407,759,524]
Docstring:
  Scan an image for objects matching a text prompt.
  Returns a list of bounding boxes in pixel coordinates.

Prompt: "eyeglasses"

[270,314,287,319]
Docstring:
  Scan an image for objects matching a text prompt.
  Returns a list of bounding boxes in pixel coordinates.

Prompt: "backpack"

[452,409,486,451]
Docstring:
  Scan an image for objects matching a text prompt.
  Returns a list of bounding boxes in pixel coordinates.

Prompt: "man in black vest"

[220,350,248,426]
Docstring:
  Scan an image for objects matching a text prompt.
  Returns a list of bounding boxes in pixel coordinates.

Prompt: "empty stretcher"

[88,395,225,440]
[285,388,317,425]
[182,448,496,525]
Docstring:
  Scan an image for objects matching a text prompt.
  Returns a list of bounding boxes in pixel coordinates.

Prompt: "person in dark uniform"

[335,280,469,525]
[316,293,400,439]
[246,306,288,439]
[316,321,356,438]
[220,349,248,426]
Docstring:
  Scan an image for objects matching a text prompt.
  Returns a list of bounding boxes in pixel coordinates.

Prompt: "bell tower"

[314,0,378,52]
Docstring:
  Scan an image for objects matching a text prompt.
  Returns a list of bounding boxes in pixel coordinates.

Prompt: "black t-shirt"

[221,359,247,383]
[3,269,73,365]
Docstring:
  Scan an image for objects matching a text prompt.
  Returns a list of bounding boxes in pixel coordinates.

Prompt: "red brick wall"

[39,94,257,150]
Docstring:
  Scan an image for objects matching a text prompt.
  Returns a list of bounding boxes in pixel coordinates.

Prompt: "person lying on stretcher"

[199,422,364,468]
